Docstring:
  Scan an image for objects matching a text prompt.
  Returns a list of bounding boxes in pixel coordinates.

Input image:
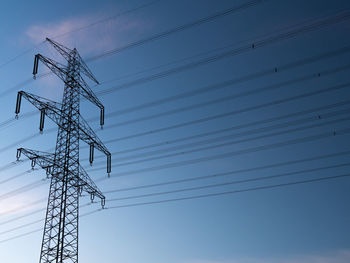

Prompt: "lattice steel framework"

[15,38,111,263]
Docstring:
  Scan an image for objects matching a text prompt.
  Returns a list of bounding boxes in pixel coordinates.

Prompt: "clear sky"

[0,0,350,262]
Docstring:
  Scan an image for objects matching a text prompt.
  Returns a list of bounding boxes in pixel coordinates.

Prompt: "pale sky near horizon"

[0,0,350,262]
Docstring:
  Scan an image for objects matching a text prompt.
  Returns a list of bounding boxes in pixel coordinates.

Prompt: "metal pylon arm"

[78,165,105,202]
[77,75,105,126]
[33,51,105,127]
[17,147,105,204]
[46,38,99,85]
[15,90,110,172]
[79,114,111,174]
[33,54,68,81]
[16,91,64,130]
[44,38,102,118]
[18,90,109,159]
[17,148,55,175]
[79,114,110,156]
[18,90,62,110]
[45,38,73,62]
[77,53,99,84]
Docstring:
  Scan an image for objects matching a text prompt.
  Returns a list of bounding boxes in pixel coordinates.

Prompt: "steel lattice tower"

[15,38,111,263]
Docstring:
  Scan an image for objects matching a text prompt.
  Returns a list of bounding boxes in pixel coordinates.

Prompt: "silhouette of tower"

[15,38,111,263]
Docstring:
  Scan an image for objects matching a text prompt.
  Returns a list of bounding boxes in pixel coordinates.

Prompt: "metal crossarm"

[45,38,73,62]
[33,54,68,80]
[16,91,111,173]
[17,148,105,203]
[78,114,111,169]
[45,38,99,85]
[36,38,105,127]
[76,75,105,126]
[16,91,63,129]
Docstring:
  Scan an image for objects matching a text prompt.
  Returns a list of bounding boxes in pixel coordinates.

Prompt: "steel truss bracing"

[15,38,111,263]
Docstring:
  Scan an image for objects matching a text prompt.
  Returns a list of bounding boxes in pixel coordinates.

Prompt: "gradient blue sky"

[0,0,350,262]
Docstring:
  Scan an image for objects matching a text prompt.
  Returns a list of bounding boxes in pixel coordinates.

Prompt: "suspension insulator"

[33,54,39,78]
[31,159,36,169]
[90,193,95,203]
[89,144,94,165]
[16,149,21,161]
[39,109,45,132]
[101,198,106,209]
[15,92,22,115]
[100,108,105,128]
[107,154,111,174]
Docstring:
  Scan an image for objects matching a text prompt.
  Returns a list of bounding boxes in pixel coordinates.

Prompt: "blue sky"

[0,0,350,262]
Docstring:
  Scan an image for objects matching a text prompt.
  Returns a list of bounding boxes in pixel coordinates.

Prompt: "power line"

[93,44,350,118]
[0,71,52,99]
[3,162,348,236]
[12,56,350,142]
[0,205,100,244]
[0,218,43,236]
[0,0,161,73]
[12,42,350,131]
[91,127,350,178]
[8,7,350,103]
[106,162,350,201]
[0,0,265,99]
[0,132,42,154]
[9,72,348,159]
[0,201,98,236]
[104,150,350,193]
[6,81,349,160]
[106,173,350,209]
[7,59,350,159]
[0,227,42,244]
[5,15,348,120]
[3,150,349,226]
[0,111,38,133]
[0,167,33,185]
[0,197,47,218]
[1,172,349,244]
[4,13,350,172]
[0,204,46,223]
[93,9,350,97]
[51,0,163,39]
[0,198,91,227]
[91,115,350,168]
[93,81,350,143]
[0,177,46,203]
[3,162,349,234]
[2,115,348,215]
[6,115,347,207]
[5,116,347,212]
[0,162,18,177]
[4,5,350,102]
[87,108,350,164]
[86,0,267,61]
[86,64,350,129]
[0,42,45,71]
[93,100,350,157]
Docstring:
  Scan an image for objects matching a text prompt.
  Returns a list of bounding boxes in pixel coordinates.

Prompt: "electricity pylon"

[15,38,111,263]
